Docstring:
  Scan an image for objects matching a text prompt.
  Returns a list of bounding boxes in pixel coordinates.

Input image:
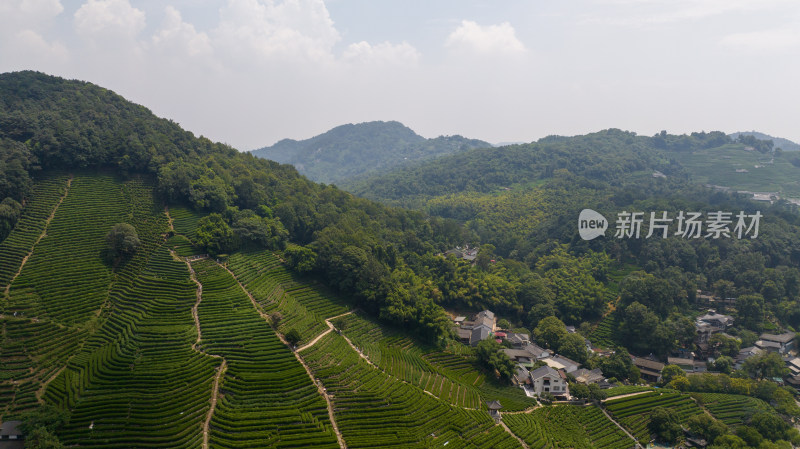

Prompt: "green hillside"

[251,120,491,184]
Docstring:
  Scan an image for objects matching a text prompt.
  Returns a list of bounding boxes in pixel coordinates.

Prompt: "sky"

[1,0,799,150]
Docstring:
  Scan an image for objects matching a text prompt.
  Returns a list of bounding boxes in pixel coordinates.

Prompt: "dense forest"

[251,120,490,184]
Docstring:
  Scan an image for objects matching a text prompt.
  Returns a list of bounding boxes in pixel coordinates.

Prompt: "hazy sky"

[1,0,799,150]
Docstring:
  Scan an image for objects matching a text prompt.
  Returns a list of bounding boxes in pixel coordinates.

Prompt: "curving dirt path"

[4,175,73,299]
[180,255,225,449]
[500,420,530,449]
[183,257,210,353]
[203,360,227,449]
[296,311,353,352]
[599,406,644,449]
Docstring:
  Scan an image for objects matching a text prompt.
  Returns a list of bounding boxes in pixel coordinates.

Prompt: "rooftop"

[0,421,22,437]
[530,365,561,380]
[760,332,795,344]
[486,400,502,410]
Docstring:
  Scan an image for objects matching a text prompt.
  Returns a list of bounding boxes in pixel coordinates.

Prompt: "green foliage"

[606,391,704,443]
[195,213,237,256]
[620,271,677,317]
[19,405,68,434]
[648,406,683,443]
[0,197,22,241]
[737,294,766,331]
[709,434,748,449]
[475,339,516,382]
[284,328,302,346]
[25,427,65,449]
[103,222,140,264]
[743,351,790,379]
[687,413,728,443]
[712,355,734,374]
[230,209,288,249]
[533,316,567,351]
[588,347,634,381]
[711,333,741,358]
[559,332,589,365]
[284,244,317,273]
[661,364,687,386]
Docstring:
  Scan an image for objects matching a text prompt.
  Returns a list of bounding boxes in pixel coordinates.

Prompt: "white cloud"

[721,28,800,52]
[152,6,212,58]
[587,0,800,25]
[445,20,526,56]
[214,0,340,64]
[342,41,420,66]
[74,0,145,39]
[0,0,68,68]
[15,0,63,18]
[13,29,69,61]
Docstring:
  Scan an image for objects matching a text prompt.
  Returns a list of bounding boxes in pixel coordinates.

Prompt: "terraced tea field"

[605,390,704,442]
[331,312,534,411]
[193,259,339,448]
[691,392,777,427]
[1,173,166,417]
[226,250,349,344]
[302,331,522,449]
[504,405,634,449]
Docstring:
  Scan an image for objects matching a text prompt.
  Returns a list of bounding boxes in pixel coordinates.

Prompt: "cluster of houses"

[629,307,800,385]
[459,305,800,401]
[454,310,610,401]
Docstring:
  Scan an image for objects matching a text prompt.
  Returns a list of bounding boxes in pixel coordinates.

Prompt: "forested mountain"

[251,120,491,184]
[730,131,800,152]
[344,129,695,207]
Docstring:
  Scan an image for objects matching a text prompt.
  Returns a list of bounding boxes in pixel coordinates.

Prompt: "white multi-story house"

[529,365,569,399]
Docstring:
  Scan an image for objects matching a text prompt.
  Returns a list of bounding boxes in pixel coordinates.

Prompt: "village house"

[501,342,550,366]
[696,311,734,330]
[544,354,580,374]
[530,365,569,399]
[0,421,24,449]
[506,332,530,347]
[785,358,800,387]
[632,357,665,383]
[455,310,497,346]
[786,357,800,376]
[572,368,606,386]
[756,332,795,355]
[735,346,763,370]
[513,365,531,386]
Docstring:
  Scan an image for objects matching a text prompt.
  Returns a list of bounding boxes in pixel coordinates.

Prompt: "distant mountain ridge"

[251,121,491,184]
[729,131,800,151]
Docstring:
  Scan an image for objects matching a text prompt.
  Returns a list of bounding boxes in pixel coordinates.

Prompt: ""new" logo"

[578,209,608,240]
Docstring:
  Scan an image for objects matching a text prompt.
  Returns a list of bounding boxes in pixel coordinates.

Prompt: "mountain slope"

[251,120,491,184]
[730,131,800,151]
